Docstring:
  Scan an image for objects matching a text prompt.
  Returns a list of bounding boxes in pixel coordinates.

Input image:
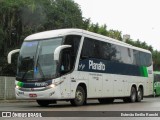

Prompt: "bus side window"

[81,37,94,59]
[133,50,140,66]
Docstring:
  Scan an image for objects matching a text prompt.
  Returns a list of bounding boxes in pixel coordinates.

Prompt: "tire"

[36,100,50,107]
[123,98,130,103]
[129,87,137,103]
[153,90,156,97]
[136,88,143,102]
[70,86,86,106]
[98,98,114,104]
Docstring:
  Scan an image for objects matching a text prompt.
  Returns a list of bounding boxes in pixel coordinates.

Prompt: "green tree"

[0,0,84,76]
[44,0,83,29]
[88,23,99,33]
[82,18,91,30]
[108,29,122,41]
[152,50,160,71]
[97,24,108,36]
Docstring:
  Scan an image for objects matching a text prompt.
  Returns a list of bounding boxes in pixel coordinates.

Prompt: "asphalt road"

[0,97,160,120]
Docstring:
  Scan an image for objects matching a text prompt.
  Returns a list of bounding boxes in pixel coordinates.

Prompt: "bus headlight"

[16,85,20,89]
[50,84,56,88]
[48,80,64,89]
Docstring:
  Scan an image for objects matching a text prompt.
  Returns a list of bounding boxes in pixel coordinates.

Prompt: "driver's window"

[61,50,71,73]
[60,35,81,75]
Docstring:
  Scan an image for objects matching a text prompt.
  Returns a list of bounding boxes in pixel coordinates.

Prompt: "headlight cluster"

[16,85,20,89]
[50,84,56,88]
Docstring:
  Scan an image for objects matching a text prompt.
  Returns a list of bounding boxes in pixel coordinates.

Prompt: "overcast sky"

[74,0,160,51]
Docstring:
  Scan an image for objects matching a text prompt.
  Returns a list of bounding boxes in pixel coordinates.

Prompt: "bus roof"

[24,28,151,54]
[25,29,82,41]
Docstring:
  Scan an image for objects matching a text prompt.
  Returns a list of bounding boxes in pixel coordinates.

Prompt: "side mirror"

[54,45,71,61]
[7,49,20,64]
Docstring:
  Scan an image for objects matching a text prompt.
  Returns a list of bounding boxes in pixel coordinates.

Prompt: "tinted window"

[139,52,152,66]
[133,50,140,65]
[119,47,133,64]
[81,38,94,59]
[96,41,111,60]
[61,35,81,74]
[110,44,121,62]
[94,40,101,59]
[81,37,152,67]
[133,50,151,66]
[63,35,81,55]
[81,38,120,62]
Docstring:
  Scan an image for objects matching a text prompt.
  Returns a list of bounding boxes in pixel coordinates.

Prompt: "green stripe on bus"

[17,82,24,87]
[143,67,148,77]
[140,66,148,77]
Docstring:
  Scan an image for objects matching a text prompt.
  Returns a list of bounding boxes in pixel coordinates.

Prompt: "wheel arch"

[131,84,137,91]
[77,82,87,99]
[70,82,87,106]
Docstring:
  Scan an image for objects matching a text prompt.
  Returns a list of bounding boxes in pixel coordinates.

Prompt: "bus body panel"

[15,80,62,100]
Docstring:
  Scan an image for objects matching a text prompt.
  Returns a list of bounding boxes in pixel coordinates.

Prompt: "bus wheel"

[70,86,85,106]
[98,98,114,104]
[123,98,130,103]
[136,88,143,102]
[36,100,50,107]
[129,87,136,103]
[153,90,156,97]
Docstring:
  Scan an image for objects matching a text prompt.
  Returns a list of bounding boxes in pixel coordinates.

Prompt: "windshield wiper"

[21,57,34,81]
[21,70,28,81]
[36,56,46,81]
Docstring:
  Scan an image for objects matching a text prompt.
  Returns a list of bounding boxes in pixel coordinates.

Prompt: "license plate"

[29,94,37,97]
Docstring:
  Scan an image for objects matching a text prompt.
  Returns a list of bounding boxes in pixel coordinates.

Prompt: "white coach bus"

[8,29,153,106]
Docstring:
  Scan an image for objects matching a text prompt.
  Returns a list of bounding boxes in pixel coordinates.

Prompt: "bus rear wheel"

[129,87,136,102]
[136,88,143,102]
[70,86,86,106]
[153,90,156,97]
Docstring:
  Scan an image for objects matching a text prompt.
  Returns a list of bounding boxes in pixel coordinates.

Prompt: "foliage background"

[0,0,160,76]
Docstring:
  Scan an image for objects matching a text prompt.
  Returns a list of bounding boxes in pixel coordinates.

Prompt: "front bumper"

[15,86,61,100]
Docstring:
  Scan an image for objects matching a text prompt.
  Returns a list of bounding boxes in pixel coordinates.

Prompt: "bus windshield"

[17,37,62,82]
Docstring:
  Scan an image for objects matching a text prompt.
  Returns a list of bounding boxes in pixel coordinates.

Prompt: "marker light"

[50,84,55,88]
[16,85,20,89]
